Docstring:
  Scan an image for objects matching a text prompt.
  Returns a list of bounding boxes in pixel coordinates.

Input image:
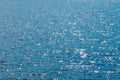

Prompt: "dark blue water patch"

[0,0,120,80]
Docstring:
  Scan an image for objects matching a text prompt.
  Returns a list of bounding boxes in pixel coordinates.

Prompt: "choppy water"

[0,0,120,80]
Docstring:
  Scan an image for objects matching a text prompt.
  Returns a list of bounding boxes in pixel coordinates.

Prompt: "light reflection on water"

[0,0,120,80]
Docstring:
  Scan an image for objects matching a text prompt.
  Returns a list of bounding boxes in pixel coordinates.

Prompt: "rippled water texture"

[0,0,120,80]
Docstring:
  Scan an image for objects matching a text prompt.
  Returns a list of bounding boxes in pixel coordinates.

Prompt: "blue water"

[0,0,120,80]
